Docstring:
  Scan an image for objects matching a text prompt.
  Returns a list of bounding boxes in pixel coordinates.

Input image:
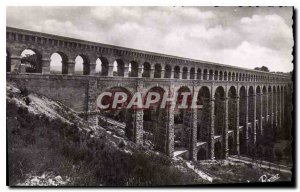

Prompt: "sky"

[7,6,294,73]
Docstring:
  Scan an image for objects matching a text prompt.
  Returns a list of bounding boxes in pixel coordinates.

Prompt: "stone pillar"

[42,58,51,74]
[270,92,274,126]
[190,108,197,161]
[138,65,143,78]
[161,66,165,79]
[179,68,182,79]
[200,72,203,80]
[134,109,143,145]
[282,90,284,128]
[124,63,129,77]
[87,79,98,126]
[150,66,155,78]
[209,98,215,160]
[278,90,281,129]
[224,97,229,158]
[235,96,240,156]
[89,63,96,75]
[274,91,278,127]
[108,63,114,77]
[10,55,21,73]
[134,80,144,145]
[170,69,174,79]
[166,100,175,157]
[266,92,269,122]
[68,61,75,75]
[187,68,190,80]
[252,94,257,144]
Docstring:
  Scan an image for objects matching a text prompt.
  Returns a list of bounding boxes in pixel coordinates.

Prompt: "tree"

[254,66,270,72]
[21,54,42,73]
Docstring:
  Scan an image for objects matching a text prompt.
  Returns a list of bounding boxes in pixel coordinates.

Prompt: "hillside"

[6,82,208,186]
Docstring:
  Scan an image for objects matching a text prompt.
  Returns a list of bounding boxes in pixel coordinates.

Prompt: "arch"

[228,72,232,81]
[50,52,68,74]
[203,69,208,80]
[113,59,125,77]
[214,70,218,80]
[164,64,172,78]
[248,86,255,142]
[143,86,167,153]
[214,86,225,136]
[176,86,192,109]
[174,66,180,79]
[224,71,228,81]
[174,86,192,150]
[239,86,247,124]
[142,62,151,77]
[182,67,188,79]
[190,68,195,79]
[262,86,268,125]
[209,69,214,80]
[214,141,222,160]
[197,148,207,160]
[96,57,109,76]
[197,86,210,142]
[197,68,202,79]
[154,64,162,78]
[219,71,223,81]
[129,61,139,77]
[20,48,42,73]
[99,86,133,141]
[256,86,261,136]
[232,72,235,81]
[75,54,90,75]
[228,86,237,131]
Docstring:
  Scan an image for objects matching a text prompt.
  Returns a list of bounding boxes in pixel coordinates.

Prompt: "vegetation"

[7,86,203,186]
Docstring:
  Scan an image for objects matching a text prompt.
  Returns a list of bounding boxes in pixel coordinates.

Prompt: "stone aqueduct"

[6,27,292,161]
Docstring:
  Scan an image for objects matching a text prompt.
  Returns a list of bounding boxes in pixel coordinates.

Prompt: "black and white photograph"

[5,5,295,187]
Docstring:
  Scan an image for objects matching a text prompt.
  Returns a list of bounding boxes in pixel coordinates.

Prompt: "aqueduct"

[6,27,292,161]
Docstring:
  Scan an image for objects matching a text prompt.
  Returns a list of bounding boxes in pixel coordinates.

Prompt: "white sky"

[7,6,294,72]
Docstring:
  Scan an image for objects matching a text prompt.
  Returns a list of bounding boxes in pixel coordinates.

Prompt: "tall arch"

[143,86,166,153]
[154,63,162,78]
[228,86,237,132]
[174,86,192,151]
[239,86,247,155]
[214,86,225,136]
[248,86,255,148]
[197,86,210,144]
[256,86,262,136]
